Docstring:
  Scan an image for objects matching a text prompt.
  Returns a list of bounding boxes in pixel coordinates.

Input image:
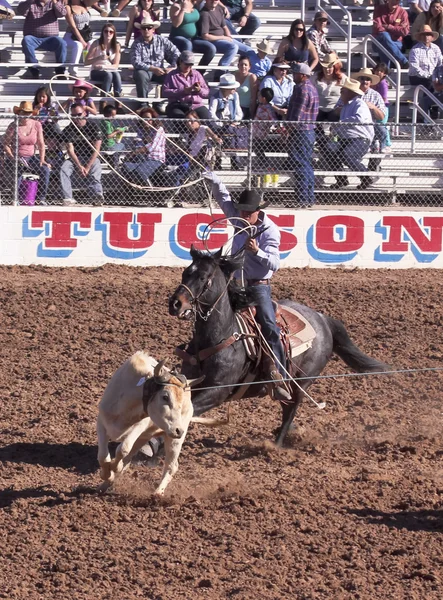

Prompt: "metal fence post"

[13,115,19,206]
[247,118,253,190]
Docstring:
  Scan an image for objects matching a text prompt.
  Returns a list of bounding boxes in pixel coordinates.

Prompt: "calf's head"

[142,360,204,438]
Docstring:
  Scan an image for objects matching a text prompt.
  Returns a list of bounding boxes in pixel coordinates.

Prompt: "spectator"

[222,0,261,38]
[62,79,98,115]
[420,58,443,115]
[307,11,333,63]
[131,15,180,102]
[259,60,294,114]
[162,50,211,119]
[33,85,63,157]
[100,104,126,152]
[253,87,278,169]
[169,0,216,66]
[86,22,122,97]
[17,0,67,79]
[276,19,319,72]
[409,24,442,89]
[110,0,136,17]
[122,107,166,183]
[312,52,345,121]
[323,78,374,190]
[235,55,258,118]
[287,63,319,207]
[248,38,273,78]
[199,0,250,69]
[0,0,15,19]
[60,103,104,206]
[411,0,443,51]
[372,0,409,68]
[183,110,222,172]
[64,0,91,77]
[409,0,433,23]
[372,62,392,151]
[124,0,160,49]
[4,101,51,205]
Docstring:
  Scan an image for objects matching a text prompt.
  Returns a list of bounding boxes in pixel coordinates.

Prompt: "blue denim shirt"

[210,173,280,280]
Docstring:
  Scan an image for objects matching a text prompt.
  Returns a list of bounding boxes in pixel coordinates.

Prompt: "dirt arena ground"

[0,265,442,600]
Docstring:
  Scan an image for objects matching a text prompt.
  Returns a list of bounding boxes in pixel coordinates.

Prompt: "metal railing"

[362,34,401,125]
[316,0,353,77]
[411,85,443,154]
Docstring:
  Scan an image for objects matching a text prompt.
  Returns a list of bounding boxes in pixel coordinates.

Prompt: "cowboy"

[320,78,374,190]
[409,24,443,89]
[130,15,180,102]
[203,172,292,402]
[307,11,333,63]
[248,39,273,78]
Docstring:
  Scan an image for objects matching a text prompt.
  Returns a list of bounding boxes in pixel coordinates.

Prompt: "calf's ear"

[187,375,205,388]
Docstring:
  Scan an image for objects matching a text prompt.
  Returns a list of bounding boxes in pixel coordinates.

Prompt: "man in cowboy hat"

[307,11,334,63]
[287,63,319,207]
[373,0,409,68]
[320,78,375,190]
[248,39,273,78]
[202,171,292,402]
[131,15,180,103]
[17,0,67,79]
[409,24,442,89]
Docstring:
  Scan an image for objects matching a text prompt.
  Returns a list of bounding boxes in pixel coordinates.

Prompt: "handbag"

[72,24,92,43]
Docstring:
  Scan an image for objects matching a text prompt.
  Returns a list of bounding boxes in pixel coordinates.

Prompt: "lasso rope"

[48,74,211,194]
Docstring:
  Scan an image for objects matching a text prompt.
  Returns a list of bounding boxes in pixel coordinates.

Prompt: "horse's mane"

[190,247,256,312]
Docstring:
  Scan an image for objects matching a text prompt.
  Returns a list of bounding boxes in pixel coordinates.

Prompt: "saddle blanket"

[277,304,317,358]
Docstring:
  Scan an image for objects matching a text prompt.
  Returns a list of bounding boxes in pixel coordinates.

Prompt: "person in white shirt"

[409,24,443,89]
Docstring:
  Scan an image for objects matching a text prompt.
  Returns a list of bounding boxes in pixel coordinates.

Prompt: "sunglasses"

[294,28,305,32]
[317,18,329,23]
[72,112,84,116]
[104,29,114,33]
[142,25,154,30]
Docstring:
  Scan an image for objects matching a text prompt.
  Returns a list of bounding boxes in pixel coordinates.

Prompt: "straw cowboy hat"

[13,100,38,115]
[69,78,94,91]
[320,52,340,68]
[256,39,274,54]
[415,24,439,42]
[341,78,364,96]
[351,67,380,85]
[218,73,240,89]
[232,189,270,212]
[134,15,161,29]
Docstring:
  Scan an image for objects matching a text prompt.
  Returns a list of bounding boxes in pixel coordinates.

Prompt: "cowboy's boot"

[262,355,292,402]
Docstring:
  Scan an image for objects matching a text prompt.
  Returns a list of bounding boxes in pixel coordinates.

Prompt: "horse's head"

[169,245,244,320]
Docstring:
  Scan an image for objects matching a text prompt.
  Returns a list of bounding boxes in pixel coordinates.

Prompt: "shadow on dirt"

[0,484,100,509]
[348,507,443,532]
[0,442,97,474]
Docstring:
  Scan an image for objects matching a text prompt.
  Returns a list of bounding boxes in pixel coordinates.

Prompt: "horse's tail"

[327,316,389,373]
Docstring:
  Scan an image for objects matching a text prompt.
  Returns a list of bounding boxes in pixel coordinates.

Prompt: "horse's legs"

[275,388,303,447]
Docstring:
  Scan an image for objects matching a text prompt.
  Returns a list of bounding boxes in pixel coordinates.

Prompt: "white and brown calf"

[97,351,220,495]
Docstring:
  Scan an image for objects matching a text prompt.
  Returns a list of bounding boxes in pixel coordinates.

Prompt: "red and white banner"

[2,206,443,268]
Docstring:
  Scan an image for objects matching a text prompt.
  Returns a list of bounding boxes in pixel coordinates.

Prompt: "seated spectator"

[235,55,258,118]
[60,103,103,206]
[162,50,211,119]
[372,62,392,151]
[124,0,160,50]
[409,0,433,24]
[62,79,98,115]
[276,19,319,72]
[409,24,442,89]
[4,101,51,205]
[131,15,180,103]
[33,85,63,157]
[17,0,67,79]
[222,0,261,38]
[259,60,294,115]
[109,0,136,17]
[121,107,166,183]
[320,78,374,190]
[411,0,443,52]
[186,110,222,159]
[307,11,333,63]
[86,22,122,98]
[248,39,273,78]
[199,0,250,69]
[312,52,345,121]
[0,0,15,19]
[253,87,278,169]
[169,0,216,66]
[420,59,443,115]
[64,0,91,77]
[100,104,127,152]
[372,0,409,68]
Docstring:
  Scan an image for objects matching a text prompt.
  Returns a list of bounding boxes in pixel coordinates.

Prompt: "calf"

[97,351,221,495]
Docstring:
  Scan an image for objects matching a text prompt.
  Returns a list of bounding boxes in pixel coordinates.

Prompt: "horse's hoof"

[98,481,113,493]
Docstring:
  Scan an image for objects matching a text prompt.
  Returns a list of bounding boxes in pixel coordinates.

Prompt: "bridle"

[178,267,233,322]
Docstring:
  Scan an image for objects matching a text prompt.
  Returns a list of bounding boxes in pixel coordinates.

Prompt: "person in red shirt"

[373,0,410,68]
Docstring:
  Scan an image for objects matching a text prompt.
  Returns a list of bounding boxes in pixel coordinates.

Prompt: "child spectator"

[62,79,98,115]
[186,110,222,164]
[253,87,278,169]
[100,104,127,151]
[372,62,392,151]
[248,39,273,78]
[33,85,63,167]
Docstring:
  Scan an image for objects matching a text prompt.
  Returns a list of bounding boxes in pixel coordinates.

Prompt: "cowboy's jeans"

[60,158,103,199]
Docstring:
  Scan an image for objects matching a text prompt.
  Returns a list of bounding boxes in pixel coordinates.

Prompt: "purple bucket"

[19,175,39,206]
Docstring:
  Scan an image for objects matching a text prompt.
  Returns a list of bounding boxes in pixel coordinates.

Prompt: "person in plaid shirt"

[409,24,443,89]
[307,11,333,63]
[287,63,319,207]
[17,0,67,79]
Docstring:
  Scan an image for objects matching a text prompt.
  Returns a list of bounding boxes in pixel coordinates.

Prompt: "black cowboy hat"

[232,189,270,212]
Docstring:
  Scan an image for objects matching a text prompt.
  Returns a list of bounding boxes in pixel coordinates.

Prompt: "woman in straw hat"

[409,24,443,88]
[4,101,52,204]
[259,59,294,114]
[312,52,346,121]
